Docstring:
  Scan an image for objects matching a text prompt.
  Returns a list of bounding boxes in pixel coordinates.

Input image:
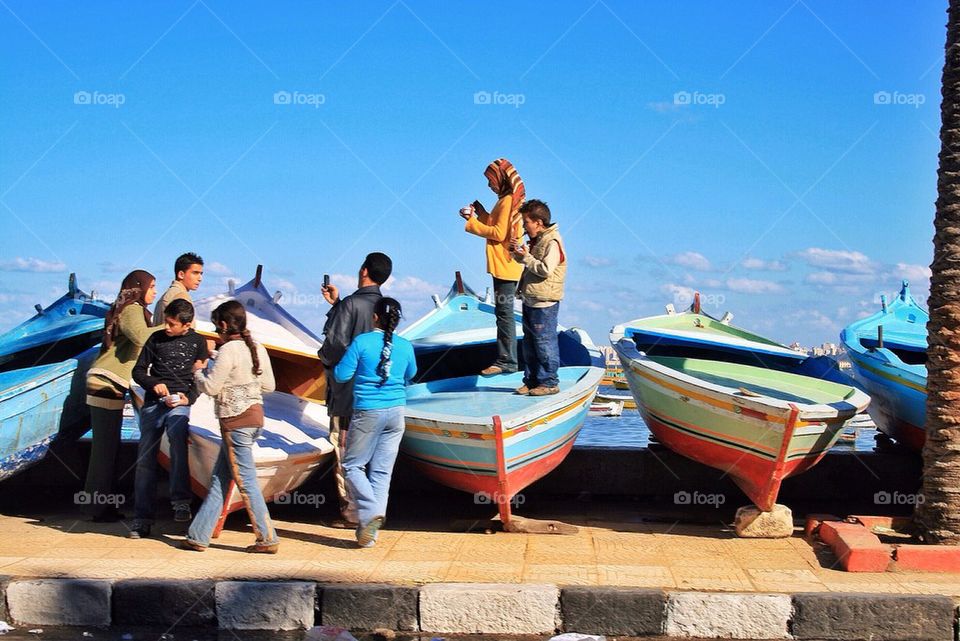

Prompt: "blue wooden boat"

[399,273,604,529]
[402,272,603,382]
[840,281,927,451]
[0,274,109,373]
[0,345,98,480]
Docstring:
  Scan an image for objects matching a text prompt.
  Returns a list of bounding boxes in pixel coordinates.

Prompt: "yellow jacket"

[464,195,523,281]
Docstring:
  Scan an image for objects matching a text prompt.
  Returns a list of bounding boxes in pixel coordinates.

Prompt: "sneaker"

[173,504,192,523]
[128,521,151,539]
[529,386,560,396]
[515,385,530,395]
[356,516,384,548]
[480,365,503,376]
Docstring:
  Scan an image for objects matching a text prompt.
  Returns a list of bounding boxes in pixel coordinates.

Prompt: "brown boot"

[246,542,279,554]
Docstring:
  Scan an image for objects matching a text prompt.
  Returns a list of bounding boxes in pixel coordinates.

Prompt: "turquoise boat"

[0,345,98,480]
[0,274,109,373]
[840,281,927,451]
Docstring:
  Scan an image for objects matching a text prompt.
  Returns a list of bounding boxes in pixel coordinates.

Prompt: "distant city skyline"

[0,1,942,347]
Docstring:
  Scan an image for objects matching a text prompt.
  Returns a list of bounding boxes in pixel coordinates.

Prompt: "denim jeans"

[492,278,518,372]
[186,427,277,547]
[522,302,561,388]
[342,406,405,532]
[134,401,192,522]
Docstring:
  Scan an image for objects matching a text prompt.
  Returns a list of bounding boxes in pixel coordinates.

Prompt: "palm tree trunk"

[916,0,960,545]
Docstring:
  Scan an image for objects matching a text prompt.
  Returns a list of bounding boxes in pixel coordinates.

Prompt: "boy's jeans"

[492,278,518,372]
[342,406,405,531]
[187,427,278,547]
[134,401,192,522]
[522,302,561,388]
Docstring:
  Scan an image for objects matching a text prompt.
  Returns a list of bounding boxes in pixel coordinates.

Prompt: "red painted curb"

[895,544,960,572]
[819,521,893,572]
[804,513,840,539]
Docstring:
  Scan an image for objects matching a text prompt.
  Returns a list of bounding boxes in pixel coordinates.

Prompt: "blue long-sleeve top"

[333,330,417,410]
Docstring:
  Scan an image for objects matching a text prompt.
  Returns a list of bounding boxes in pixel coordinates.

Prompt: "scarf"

[102,269,154,350]
[484,158,525,242]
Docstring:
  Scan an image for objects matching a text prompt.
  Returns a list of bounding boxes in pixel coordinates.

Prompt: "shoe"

[91,506,125,523]
[328,518,360,529]
[173,504,192,523]
[246,542,279,554]
[515,385,530,395]
[357,516,384,548]
[480,365,503,376]
[179,539,206,552]
[128,520,151,539]
[529,386,560,396]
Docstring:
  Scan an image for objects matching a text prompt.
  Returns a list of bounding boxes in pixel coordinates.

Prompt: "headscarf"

[484,158,525,242]
[101,270,154,350]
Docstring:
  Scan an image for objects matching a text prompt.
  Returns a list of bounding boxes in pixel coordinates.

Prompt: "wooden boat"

[400,272,604,528]
[840,281,927,451]
[157,390,333,535]
[0,274,109,372]
[612,337,869,510]
[402,366,603,527]
[595,391,637,409]
[402,272,603,382]
[193,266,326,402]
[0,345,97,480]
[589,400,624,417]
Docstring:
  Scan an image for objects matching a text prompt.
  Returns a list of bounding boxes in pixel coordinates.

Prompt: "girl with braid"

[334,297,416,547]
[181,300,278,553]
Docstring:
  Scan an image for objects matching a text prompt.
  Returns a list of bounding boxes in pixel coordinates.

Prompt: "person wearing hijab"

[83,270,159,522]
[460,158,525,376]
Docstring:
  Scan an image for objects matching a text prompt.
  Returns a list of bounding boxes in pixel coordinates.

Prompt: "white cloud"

[382,275,444,299]
[0,257,67,273]
[725,278,784,294]
[805,271,837,285]
[583,255,614,268]
[666,251,712,272]
[742,257,788,272]
[207,261,234,276]
[795,248,875,274]
[891,262,931,283]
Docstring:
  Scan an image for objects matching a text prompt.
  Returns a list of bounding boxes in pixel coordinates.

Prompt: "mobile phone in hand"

[472,200,485,215]
[323,274,330,288]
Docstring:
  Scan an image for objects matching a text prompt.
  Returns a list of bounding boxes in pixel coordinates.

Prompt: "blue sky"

[0,0,944,347]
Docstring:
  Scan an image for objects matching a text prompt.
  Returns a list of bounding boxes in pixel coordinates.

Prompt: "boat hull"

[846,352,926,451]
[401,367,602,522]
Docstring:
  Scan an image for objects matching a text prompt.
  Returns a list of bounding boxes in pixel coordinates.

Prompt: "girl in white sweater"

[181,300,278,553]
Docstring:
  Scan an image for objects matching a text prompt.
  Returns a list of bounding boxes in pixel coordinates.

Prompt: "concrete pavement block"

[665,592,791,639]
[113,579,215,627]
[321,584,418,631]
[561,587,665,635]
[216,581,315,630]
[7,579,112,626]
[0,575,10,623]
[420,583,559,634]
[792,592,955,640]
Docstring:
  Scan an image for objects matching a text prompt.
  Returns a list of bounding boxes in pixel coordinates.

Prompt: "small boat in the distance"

[589,400,624,417]
[840,281,927,451]
[0,274,109,373]
[193,266,326,403]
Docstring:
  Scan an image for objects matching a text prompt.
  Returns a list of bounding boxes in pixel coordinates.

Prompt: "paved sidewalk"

[1,510,958,597]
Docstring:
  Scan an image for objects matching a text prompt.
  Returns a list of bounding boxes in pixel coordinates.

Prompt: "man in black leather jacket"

[318,252,392,526]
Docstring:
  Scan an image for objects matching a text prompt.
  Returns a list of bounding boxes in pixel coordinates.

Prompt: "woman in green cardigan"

[83,270,158,522]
